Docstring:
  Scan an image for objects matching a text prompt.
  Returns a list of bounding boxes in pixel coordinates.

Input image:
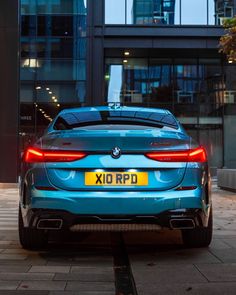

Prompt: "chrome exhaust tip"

[170,219,195,230]
[37,219,63,230]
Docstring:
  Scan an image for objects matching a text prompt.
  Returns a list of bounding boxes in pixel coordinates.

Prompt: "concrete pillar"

[86,0,105,105]
[0,0,19,182]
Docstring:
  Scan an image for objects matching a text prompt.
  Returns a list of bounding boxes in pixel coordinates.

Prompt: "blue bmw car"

[19,105,212,249]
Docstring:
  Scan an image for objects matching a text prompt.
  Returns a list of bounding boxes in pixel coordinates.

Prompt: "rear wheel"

[181,208,213,248]
[18,206,48,250]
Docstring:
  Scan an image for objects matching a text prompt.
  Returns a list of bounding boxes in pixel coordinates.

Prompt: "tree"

[219,17,236,63]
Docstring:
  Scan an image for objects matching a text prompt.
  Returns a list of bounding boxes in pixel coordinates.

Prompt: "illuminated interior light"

[124,51,130,56]
[22,59,40,68]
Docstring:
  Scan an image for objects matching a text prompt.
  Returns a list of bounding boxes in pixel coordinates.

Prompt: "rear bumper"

[20,186,210,229]
[28,187,205,214]
[21,207,209,231]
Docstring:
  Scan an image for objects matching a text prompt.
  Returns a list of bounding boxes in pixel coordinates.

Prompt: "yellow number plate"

[85,172,148,186]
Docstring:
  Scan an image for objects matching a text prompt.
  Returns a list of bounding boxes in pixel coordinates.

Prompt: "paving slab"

[0,281,20,290]
[70,266,114,273]
[46,258,113,267]
[0,254,27,260]
[0,272,54,281]
[195,263,236,282]
[29,266,70,273]
[2,248,41,254]
[208,248,236,263]
[0,259,47,265]
[18,281,66,291]
[129,247,221,265]
[0,265,30,272]
[65,282,115,292]
[0,241,13,245]
[136,282,236,295]
[223,238,236,248]
[209,238,232,249]
[132,264,207,284]
[54,267,114,282]
[0,291,48,295]
[49,292,114,295]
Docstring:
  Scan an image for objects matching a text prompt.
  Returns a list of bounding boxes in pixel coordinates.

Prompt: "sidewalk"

[0,184,235,294]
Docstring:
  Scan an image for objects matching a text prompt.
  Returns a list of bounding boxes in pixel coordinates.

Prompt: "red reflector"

[146,147,207,163]
[176,186,197,191]
[24,147,87,163]
[35,186,58,191]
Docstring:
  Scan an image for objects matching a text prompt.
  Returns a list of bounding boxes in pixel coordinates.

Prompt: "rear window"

[53,110,178,130]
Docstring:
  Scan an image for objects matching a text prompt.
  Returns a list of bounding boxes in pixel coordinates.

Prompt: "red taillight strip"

[43,151,87,161]
[24,147,87,163]
[25,148,43,160]
[145,147,207,163]
[189,147,207,162]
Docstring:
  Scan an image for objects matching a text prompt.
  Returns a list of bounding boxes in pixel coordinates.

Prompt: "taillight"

[24,147,87,163]
[146,147,207,163]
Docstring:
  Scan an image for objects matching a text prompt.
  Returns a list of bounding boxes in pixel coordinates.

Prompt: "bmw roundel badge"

[111,147,121,159]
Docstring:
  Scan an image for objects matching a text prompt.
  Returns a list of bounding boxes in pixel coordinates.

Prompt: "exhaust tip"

[170,219,195,230]
[37,219,63,230]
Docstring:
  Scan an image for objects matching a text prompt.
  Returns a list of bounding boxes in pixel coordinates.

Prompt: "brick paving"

[0,184,235,294]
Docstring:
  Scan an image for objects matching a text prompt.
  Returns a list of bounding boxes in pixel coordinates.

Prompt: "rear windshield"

[53,110,178,130]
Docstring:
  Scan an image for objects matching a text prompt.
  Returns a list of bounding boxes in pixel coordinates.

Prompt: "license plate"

[85,172,148,186]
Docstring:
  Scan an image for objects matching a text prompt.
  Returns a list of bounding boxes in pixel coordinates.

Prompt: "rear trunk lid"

[42,129,190,191]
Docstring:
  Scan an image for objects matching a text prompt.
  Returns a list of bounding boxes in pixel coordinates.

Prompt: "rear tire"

[18,206,48,250]
[181,208,213,248]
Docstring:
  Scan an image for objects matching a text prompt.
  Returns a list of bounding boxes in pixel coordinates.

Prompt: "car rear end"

[19,106,212,249]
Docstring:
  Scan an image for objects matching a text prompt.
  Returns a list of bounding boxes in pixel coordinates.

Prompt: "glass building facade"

[105,57,230,170]
[18,0,236,175]
[20,0,87,149]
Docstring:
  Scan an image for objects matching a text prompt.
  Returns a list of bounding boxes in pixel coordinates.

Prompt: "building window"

[105,0,126,24]
[181,0,207,25]
[215,0,234,25]
[105,0,234,25]
[105,0,180,25]
[21,0,87,15]
[105,57,224,110]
